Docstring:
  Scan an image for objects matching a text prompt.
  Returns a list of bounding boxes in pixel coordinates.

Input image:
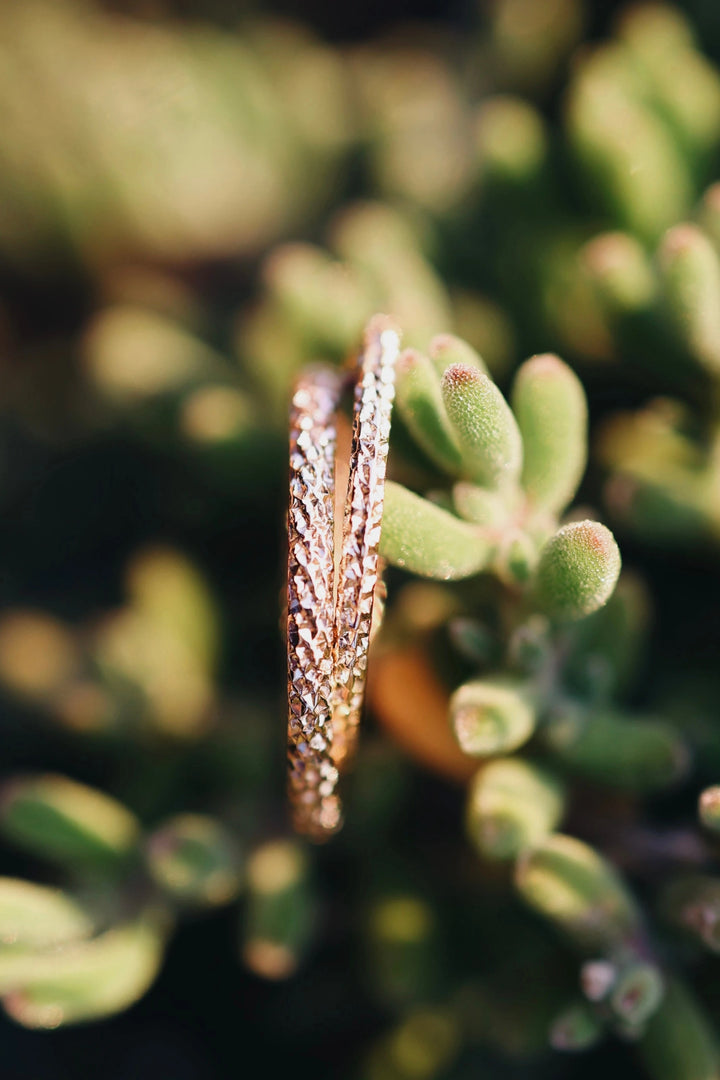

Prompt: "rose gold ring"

[286,315,400,840]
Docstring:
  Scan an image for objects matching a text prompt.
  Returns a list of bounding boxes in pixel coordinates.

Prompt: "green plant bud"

[242,839,314,980]
[562,571,650,699]
[639,979,720,1080]
[495,529,539,586]
[566,47,692,242]
[366,895,439,1009]
[0,918,165,1029]
[515,834,640,952]
[262,243,368,355]
[511,353,587,513]
[582,232,657,315]
[699,786,720,833]
[447,617,497,666]
[609,962,664,1028]
[441,364,522,489]
[0,878,93,950]
[549,1001,603,1051]
[83,306,222,406]
[534,521,621,621]
[662,875,720,953]
[452,483,511,527]
[428,334,487,381]
[466,758,565,860]
[658,224,720,374]
[394,349,462,474]
[145,814,242,908]
[545,707,688,791]
[449,678,536,757]
[126,546,219,672]
[617,5,720,156]
[0,775,140,874]
[475,96,548,187]
[380,482,496,581]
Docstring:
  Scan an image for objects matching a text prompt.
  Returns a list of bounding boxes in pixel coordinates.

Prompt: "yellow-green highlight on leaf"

[0,774,140,873]
[511,353,587,513]
[466,758,565,860]
[441,363,522,490]
[515,834,640,952]
[380,482,496,581]
[0,878,93,950]
[0,918,166,1028]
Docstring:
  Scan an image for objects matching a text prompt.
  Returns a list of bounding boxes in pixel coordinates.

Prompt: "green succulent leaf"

[0,917,166,1028]
[394,348,462,474]
[441,363,523,489]
[450,678,536,757]
[380,481,496,580]
[659,223,720,374]
[466,758,565,860]
[515,833,640,952]
[145,814,242,908]
[0,878,93,950]
[534,521,621,621]
[511,353,587,513]
[639,979,720,1080]
[546,707,688,791]
[0,775,141,874]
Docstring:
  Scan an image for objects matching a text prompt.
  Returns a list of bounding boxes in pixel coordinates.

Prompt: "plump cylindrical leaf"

[515,834,640,952]
[534,521,621,621]
[0,775,140,874]
[145,814,242,908]
[452,483,511,527]
[380,482,496,580]
[511,354,587,513]
[659,224,720,374]
[429,334,487,380]
[242,840,314,980]
[546,708,688,791]
[441,364,522,489]
[582,232,657,314]
[0,878,93,950]
[639,980,720,1080]
[0,919,165,1028]
[394,349,462,474]
[466,758,565,860]
[450,678,536,757]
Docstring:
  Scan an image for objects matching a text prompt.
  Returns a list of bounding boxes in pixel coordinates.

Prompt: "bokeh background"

[5,0,720,1077]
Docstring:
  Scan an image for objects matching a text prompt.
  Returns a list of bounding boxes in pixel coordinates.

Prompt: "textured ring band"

[286,315,400,840]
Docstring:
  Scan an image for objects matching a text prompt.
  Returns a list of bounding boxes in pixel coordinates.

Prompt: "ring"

[286,315,400,840]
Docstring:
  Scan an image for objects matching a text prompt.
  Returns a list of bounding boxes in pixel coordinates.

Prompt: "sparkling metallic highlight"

[286,316,400,840]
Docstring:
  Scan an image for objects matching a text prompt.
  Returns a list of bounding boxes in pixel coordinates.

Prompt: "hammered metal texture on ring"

[287,367,342,839]
[286,316,400,840]
[331,316,400,769]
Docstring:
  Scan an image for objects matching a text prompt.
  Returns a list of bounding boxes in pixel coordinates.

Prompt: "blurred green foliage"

[3,2,720,1079]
